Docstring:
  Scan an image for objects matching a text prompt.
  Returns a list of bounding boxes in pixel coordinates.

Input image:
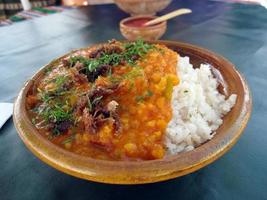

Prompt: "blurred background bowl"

[120,15,167,40]
[114,0,172,16]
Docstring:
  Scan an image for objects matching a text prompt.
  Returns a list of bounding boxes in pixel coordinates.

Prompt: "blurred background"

[1,0,267,200]
[0,0,113,23]
[1,0,266,25]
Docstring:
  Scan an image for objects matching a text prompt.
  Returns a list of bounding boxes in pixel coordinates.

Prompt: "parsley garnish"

[123,39,154,65]
[61,134,76,144]
[69,40,155,80]
[41,103,72,123]
[88,95,103,112]
[44,66,52,75]
[136,90,153,102]
[54,75,68,87]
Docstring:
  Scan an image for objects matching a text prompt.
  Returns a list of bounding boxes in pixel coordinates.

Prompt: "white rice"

[165,56,237,154]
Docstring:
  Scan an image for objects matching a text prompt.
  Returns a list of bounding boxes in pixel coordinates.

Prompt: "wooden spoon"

[143,8,192,27]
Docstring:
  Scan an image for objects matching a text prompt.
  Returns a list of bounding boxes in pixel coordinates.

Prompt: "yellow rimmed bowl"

[13,41,252,184]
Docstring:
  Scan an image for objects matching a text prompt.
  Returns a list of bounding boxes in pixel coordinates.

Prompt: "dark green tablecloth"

[0,0,267,199]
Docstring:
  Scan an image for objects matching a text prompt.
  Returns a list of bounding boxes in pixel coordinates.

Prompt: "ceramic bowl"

[114,0,172,16]
[120,15,167,40]
[13,41,252,184]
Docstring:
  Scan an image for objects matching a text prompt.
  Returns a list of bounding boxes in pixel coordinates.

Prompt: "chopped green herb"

[44,66,52,74]
[31,118,37,125]
[61,134,75,144]
[40,102,72,124]
[136,90,153,102]
[69,40,155,81]
[107,67,112,77]
[88,95,103,112]
[123,39,155,66]
[146,90,153,97]
[69,56,87,68]
[92,96,103,105]
[99,53,123,66]
[48,134,54,140]
[128,81,135,92]
[40,92,53,102]
[52,128,61,136]
[31,107,39,113]
[158,47,165,55]
[88,97,92,112]
[54,75,68,87]
[135,95,145,102]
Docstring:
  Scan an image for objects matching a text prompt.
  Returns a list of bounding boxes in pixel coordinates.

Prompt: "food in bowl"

[166,57,237,154]
[120,16,167,40]
[123,16,158,27]
[26,40,236,161]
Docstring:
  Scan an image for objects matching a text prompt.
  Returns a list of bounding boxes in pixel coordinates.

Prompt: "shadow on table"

[53,169,211,200]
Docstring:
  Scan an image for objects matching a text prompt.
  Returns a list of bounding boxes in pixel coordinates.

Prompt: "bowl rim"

[13,40,252,184]
[120,15,166,30]
[115,0,171,2]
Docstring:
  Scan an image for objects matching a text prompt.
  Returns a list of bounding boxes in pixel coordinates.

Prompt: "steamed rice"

[165,56,237,154]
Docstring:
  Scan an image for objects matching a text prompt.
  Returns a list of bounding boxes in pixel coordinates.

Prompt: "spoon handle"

[144,8,192,26]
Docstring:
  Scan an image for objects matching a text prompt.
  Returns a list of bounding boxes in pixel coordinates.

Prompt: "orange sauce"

[124,17,160,27]
[27,44,179,160]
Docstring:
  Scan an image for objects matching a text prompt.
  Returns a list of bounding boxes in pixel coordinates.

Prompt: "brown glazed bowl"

[114,0,172,16]
[120,16,167,40]
[13,41,252,184]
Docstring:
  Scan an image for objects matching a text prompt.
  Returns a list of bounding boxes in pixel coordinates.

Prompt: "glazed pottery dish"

[120,16,167,40]
[14,40,251,184]
[114,0,172,16]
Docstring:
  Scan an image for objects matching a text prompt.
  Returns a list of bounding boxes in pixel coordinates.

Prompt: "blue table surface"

[0,0,267,199]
